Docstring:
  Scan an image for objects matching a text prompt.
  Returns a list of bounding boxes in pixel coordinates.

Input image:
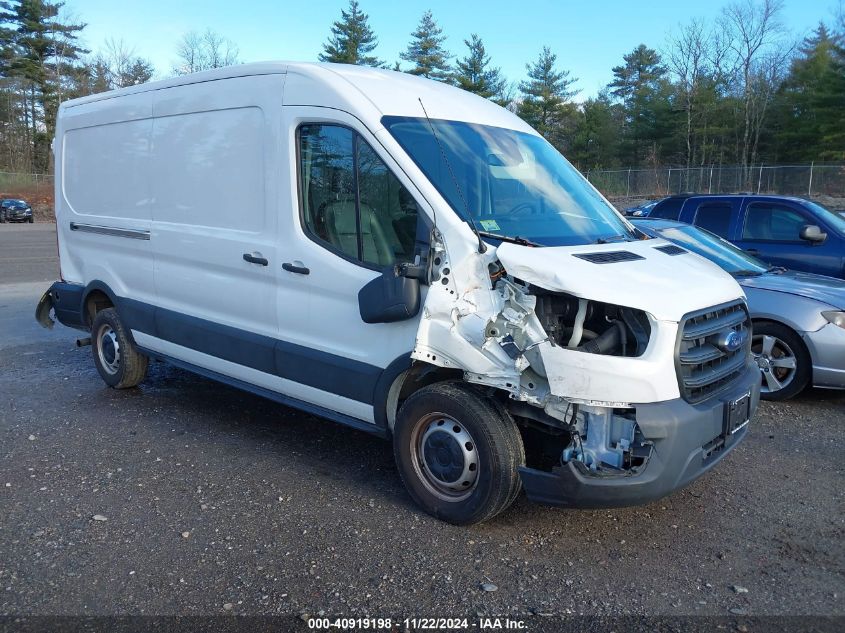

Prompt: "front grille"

[677,300,750,403]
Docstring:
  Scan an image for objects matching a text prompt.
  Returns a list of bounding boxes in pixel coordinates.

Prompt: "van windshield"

[382,116,636,246]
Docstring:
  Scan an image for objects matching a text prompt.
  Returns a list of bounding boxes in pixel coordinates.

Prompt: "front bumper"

[519,363,760,508]
[4,209,32,221]
[803,323,845,389]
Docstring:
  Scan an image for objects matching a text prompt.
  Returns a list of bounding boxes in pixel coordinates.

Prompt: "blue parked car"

[634,218,845,400]
[648,194,845,278]
[622,198,663,216]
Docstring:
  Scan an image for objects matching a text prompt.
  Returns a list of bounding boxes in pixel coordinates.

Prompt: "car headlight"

[822,311,845,329]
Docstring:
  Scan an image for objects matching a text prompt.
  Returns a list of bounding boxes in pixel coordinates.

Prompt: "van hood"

[739,270,845,309]
[495,239,744,322]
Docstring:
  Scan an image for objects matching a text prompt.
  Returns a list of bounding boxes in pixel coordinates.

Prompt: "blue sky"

[69,0,837,98]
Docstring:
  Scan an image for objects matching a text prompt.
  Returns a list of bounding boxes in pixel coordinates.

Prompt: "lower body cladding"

[517,364,761,508]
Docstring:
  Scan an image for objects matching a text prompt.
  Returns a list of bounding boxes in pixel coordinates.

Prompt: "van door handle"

[744,248,760,256]
[243,252,269,266]
[282,262,310,275]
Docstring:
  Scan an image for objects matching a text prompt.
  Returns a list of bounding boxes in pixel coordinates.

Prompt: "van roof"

[60,61,534,134]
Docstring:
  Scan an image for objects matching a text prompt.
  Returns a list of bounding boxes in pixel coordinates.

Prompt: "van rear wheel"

[91,308,148,389]
[393,382,524,525]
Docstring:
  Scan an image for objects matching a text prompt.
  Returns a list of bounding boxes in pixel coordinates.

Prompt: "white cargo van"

[37,62,759,524]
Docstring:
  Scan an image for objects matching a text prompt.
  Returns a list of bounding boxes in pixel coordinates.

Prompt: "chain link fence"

[2,164,845,204]
[0,171,54,189]
[585,163,845,200]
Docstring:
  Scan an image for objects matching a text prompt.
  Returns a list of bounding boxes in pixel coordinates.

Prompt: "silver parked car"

[634,218,845,400]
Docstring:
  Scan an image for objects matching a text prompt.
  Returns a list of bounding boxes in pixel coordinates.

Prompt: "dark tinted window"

[298,124,418,267]
[650,198,685,220]
[743,204,808,241]
[693,203,732,238]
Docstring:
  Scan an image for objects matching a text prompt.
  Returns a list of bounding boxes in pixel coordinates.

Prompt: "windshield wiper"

[594,234,631,244]
[477,231,542,247]
[731,269,764,277]
[767,265,788,274]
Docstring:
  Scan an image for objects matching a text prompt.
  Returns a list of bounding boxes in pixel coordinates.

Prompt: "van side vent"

[573,251,645,264]
[655,244,688,256]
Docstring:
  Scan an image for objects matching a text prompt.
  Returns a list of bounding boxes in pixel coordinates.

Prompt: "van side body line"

[126,298,383,405]
[45,281,396,416]
[69,222,151,240]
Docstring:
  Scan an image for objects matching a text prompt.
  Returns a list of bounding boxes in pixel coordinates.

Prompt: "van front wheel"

[393,382,524,525]
[91,308,148,389]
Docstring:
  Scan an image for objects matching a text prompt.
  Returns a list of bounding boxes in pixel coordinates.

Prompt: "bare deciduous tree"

[92,38,154,89]
[666,18,732,170]
[719,0,793,178]
[173,28,240,75]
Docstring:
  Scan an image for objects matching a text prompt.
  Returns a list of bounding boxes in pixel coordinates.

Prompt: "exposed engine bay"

[532,288,652,357]
[411,235,663,477]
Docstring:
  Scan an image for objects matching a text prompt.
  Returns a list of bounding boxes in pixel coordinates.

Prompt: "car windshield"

[803,200,845,234]
[382,116,637,246]
[654,224,769,276]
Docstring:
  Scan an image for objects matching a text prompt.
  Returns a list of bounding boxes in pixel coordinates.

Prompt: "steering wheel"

[507,202,537,217]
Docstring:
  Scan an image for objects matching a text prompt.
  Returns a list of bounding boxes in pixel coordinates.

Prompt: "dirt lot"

[0,224,843,629]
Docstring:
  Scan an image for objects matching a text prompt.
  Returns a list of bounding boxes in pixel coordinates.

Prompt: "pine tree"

[319,0,381,67]
[454,34,506,103]
[0,0,86,171]
[123,58,153,87]
[772,23,845,160]
[400,10,451,81]
[569,91,624,169]
[608,44,671,166]
[517,47,578,148]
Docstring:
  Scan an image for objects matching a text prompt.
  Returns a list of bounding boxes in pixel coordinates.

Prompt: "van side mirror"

[799,224,827,244]
[358,264,421,324]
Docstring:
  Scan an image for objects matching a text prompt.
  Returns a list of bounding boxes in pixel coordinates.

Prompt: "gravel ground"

[0,225,843,625]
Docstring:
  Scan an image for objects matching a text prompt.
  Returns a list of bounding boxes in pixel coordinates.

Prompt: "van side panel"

[149,76,281,339]
[56,92,155,309]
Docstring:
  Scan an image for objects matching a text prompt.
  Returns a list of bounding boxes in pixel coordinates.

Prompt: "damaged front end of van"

[410,230,760,508]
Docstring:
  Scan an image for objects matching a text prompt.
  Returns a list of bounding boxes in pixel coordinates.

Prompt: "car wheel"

[393,381,524,525]
[751,322,811,401]
[91,307,148,389]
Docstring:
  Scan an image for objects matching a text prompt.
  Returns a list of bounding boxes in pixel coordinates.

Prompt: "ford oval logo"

[716,330,745,353]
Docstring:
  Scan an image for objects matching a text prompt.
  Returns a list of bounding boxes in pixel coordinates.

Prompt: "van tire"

[393,382,524,525]
[91,308,148,389]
